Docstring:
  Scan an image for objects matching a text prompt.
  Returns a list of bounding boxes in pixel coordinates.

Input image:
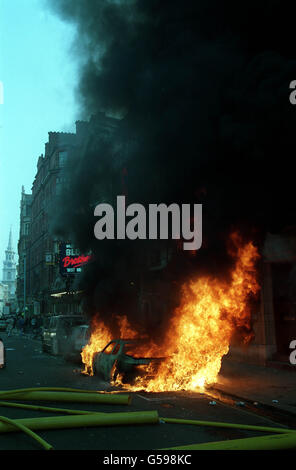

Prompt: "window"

[112,344,121,355]
[102,342,116,355]
[77,327,88,340]
[56,176,66,195]
[59,151,68,167]
[50,318,57,329]
[23,223,29,236]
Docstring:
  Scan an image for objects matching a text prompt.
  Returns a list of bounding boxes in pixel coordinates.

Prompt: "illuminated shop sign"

[59,243,91,276]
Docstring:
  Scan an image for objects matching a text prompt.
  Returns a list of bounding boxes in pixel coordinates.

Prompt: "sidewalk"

[215,357,296,416]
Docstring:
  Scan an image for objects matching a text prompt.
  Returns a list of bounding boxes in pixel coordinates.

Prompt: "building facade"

[16,114,119,318]
[16,186,32,313]
[28,129,77,316]
[0,282,9,316]
[1,229,17,304]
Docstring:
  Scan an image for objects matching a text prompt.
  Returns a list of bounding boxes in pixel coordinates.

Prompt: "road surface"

[0,333,293,451]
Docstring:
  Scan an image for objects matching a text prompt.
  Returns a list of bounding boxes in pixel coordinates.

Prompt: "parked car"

[63,324,90,362]
[42,315,86,355]
[92,339,165,383]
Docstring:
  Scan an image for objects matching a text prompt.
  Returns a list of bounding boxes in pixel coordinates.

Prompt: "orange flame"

[82,233,260,390]
[81,313,144,375]
[81,316,113,375]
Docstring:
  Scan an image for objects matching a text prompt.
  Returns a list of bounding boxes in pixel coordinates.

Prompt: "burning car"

[80,234,260,391]
[92,339,164,383]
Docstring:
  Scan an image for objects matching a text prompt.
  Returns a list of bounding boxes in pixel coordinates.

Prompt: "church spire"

[7,226,13,251]
[2,227,16,299]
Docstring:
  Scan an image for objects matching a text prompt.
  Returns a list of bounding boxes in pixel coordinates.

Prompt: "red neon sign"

[62,255,91,268]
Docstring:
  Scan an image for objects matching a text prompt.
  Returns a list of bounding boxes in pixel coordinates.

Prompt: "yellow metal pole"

[0,391,131,405]
[0,387,116,396]
[0,416,54,450]
[160,417,295,435]
[162,432,296,450]
[0,410,159,434]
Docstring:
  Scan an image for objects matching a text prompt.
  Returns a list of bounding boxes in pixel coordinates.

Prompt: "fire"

[82,233,260,391]
[81,316,113,375]
[116,315,139,340]
[81,313,144,375]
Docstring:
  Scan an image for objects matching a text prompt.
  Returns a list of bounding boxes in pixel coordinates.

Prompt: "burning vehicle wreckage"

[90,339,166,384]
[79,232,260,393]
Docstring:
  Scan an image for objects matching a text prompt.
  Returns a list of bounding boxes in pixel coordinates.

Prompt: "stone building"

[1,228,17,304]
[16,187,32,312]
[28,129,77,315]
[17,113,119,318]
[0,282,9,316]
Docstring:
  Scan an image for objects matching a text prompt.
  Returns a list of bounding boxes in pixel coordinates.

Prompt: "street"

[0,333,293,451]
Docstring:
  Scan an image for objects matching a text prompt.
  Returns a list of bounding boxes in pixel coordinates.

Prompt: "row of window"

[32,151,68,204]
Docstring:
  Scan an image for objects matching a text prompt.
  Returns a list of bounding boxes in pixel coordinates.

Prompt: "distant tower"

[2,228,16,299]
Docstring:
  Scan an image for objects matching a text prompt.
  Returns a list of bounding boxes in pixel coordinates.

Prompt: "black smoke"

[47,0,296,329]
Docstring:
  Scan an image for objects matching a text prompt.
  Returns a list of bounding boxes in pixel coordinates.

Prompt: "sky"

[0,0,79,271]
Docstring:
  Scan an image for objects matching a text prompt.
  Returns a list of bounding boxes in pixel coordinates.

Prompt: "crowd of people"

[6,314,42,338]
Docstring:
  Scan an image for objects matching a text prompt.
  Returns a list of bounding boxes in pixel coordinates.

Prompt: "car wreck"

[92,339,164,383]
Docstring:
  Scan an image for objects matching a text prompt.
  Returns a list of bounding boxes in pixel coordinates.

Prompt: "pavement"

[214,357,296,417]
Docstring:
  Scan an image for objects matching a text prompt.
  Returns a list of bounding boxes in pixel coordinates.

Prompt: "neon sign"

[59,243,91,276]
[62,255,91,268]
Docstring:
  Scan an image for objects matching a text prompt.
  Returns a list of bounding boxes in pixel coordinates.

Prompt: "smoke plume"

[47,0,296,331]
